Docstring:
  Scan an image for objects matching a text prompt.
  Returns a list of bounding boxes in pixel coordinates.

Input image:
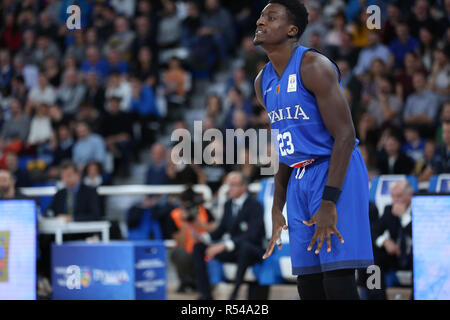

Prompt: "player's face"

[254,3,296,47]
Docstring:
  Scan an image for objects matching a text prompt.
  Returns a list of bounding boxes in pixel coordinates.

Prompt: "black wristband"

[322,186,342,204]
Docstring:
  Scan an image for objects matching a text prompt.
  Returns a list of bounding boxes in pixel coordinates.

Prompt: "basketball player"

[254,0,374,300]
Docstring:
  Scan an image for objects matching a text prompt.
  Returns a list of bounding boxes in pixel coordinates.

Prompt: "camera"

[180,187,204,222]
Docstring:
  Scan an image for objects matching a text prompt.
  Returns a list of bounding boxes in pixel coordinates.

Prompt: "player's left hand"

[303,200,344,254]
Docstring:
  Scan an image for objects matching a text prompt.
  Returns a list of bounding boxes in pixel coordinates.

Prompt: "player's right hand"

[263,211,288,259]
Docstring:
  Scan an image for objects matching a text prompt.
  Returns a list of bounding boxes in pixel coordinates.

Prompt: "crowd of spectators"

[0,0,449,300]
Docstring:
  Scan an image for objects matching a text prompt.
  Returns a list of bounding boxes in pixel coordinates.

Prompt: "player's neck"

[265,42,297,79]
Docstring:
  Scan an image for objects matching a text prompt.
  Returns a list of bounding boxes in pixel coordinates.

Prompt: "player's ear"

[287,25,299,39]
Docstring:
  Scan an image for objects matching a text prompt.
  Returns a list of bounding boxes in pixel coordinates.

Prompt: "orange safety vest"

[170,205,209,254]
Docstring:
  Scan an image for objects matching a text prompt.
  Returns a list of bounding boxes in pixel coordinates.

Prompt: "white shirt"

[375,205,411,248]
[202,192,249,252]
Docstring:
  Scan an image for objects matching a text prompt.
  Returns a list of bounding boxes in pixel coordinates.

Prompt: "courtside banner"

[51,241,166,300]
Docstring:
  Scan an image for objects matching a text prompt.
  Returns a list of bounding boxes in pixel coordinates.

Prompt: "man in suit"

[47,160,101,222]
[192,171,266,300]
[373,180,413,291]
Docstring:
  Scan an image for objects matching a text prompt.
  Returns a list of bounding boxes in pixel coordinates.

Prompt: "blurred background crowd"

[0,0,448,300]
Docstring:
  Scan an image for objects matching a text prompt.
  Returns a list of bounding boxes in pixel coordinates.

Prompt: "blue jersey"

[260,46,356,167]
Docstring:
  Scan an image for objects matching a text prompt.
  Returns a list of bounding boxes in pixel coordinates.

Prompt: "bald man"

[373,180,413,289]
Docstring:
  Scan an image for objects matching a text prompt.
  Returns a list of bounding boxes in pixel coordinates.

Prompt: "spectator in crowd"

[1,12,21,54]
[27,103,52,147]
[436,101,450,144]
[157,0,182,50]
[232,147,260,183]
[395,52,424,101]
[199,0,236,61]
[407,0,439,38]
[366,76,403,127]
[64,30,87,64]
[166,146,206,185]
[48,123,74,174]
[17,29,37,66]
[162,56,191,119]
[192,171,265,300]
[42,55,62,87]
[169,187,216,293]
[381,3,402,45]
[324,11,347,50]
[12,53,39,90]
[349,8,370,48]
[416,139,436,178]
[101,96,134,177]
[104,14,135,58]
[47,160,101,222]
[131,15,157,61]
[420,120,450,181]
[82,161,107,217]
[10,75,29,107]
[300,2,328,48]
[428,46,450,105]
[0,98,30,144]
[402,125,426,163]
[82,161,106,189]
[80,45,109,83]
[33,33,61,67]
[131,46,158,87]
[25,73,56,114]
[226,66,253,101]
[358,143,379,181]
[56,68,86,117]
[0,169,27,199]
[105,49,129,75]
[146,142,170,185]
[373,180,413,291]
[389,21,420,70]
[224,86,254,130]
[332,31,359,69]
[130,75,160,147]
[72,120,107,172]
[91,4,115,46]
[403,72,440,129]
[204,93,225,129]
[126,195,164,240]
[201,136,227,193]
[417,26,436,73]
[0,49,13,90]
[4,151,31,188]
[83,72,106,114]
[105,72,132,112]
[354,30,392,77]
[376,133,415,175]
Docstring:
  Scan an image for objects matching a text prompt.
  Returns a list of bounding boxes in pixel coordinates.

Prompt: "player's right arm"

[254,69,291,259]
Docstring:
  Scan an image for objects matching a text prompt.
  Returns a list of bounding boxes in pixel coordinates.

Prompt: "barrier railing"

[20,184,214,205]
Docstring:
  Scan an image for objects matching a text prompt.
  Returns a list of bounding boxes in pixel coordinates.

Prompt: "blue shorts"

[286,148,374,275]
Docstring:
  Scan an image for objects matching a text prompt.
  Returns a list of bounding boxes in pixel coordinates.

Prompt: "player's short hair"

[268,0,308,40]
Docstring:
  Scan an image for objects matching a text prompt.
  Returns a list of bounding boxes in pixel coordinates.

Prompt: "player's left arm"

[301,51,354,254]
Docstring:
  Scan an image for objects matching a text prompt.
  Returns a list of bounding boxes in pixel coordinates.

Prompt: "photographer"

[169,187,216,293]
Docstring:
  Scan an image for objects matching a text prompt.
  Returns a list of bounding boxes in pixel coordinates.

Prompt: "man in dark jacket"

[47,160,101,222]
[192,171,266,300]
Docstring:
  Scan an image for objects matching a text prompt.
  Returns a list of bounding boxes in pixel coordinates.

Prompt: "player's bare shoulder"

[254,68,266,110]
[301,50,339,92]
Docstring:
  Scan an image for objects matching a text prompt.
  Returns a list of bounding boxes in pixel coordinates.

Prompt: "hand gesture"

[303,201,344,254]
[263,211,288,259]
